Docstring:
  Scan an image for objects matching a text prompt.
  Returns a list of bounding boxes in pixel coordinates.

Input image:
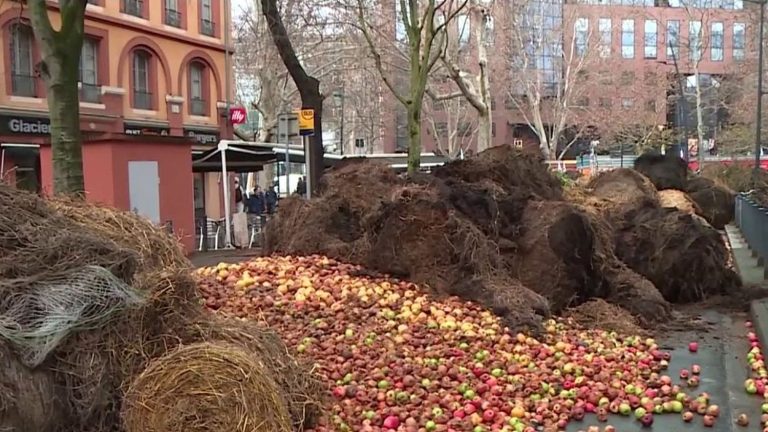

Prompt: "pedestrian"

[265,185,278,214]
[247,185,265,216]
[234,177,245,213]
[295,176,307,197]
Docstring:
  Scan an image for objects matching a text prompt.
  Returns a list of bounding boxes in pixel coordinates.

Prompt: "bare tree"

[505,0,599,160]
[235,0,361,142]
[27,0,87,194]
[350,0,469,173]
[431,0,493,151]
[424,97,477,157]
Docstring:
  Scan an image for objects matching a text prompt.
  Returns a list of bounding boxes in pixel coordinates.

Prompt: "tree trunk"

[27,0,87,195]
[477,111,491,152]
[261,0,324,192]
[46,56,84,195]
[407,101,422,173]
[694,70,706,170]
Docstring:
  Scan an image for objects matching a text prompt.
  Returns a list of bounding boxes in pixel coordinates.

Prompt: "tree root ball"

[613,206,741,303]
[122,342,292,432]
[633,153,688,190]
[685,181,736,229]
[658,190,702,216]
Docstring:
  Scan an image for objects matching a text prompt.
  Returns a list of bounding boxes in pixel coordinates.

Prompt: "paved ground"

[189,248,262,268]
[566,225,766,431]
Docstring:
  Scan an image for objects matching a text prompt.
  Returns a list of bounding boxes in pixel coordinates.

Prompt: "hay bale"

[633,153,688,190]
[122,342,292,432]
[658,190,701,215]
[433,145,563,200]
[0,344,66,432]
[613,206,741,303]
[564,299,646,336]
[686,183,736,229]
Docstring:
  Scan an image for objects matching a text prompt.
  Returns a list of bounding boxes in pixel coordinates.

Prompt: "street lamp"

[658,42,688,161]
[333,90,345,155]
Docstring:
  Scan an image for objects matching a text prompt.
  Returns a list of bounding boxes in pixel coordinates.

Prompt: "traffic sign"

[298,108,315,136]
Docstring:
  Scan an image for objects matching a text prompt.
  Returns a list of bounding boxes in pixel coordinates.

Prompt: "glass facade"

[621,19,634,59]
[644,19,657,59]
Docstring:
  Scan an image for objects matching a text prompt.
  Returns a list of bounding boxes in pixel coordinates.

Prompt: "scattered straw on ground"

[657,189,701,215]
[564,299,646,336]
[122,342,292,432]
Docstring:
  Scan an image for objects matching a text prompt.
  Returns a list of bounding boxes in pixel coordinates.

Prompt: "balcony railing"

[80,83,102,104]
[11,74,36,97]
[133,91,152,110]
[190,98,207,116]
[165,9,182,27]
[121,0,143,17]
[201,18,215,36]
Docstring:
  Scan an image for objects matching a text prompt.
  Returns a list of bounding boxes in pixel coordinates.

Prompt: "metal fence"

[195,213,271,251]
[735,194,768,267]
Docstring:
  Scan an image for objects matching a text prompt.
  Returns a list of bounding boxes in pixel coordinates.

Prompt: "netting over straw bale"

[122,342,292,432]
[0,265,144,367]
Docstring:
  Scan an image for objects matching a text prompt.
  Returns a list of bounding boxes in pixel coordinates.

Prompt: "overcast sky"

[231,0,250,16]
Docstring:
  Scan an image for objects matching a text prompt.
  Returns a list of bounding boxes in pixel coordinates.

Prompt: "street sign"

[273,113,299,142]
[298,108,315,136]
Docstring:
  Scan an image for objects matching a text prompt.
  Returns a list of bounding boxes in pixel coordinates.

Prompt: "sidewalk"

[725,224,767,287]
[189,248,262,268]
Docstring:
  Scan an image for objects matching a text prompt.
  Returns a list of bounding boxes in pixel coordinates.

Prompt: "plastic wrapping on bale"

[433,145,564,200]
[633,153,688,190]
[613,206,741,303]
[122,342,292,432]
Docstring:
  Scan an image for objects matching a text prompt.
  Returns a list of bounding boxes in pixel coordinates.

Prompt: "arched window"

[132,49,152,109]
[188,60,209,116]
[189,62,205,115]
[9,23,35,97]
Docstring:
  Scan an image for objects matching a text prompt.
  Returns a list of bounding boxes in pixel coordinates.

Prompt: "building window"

[165,0,182,27]
[733,22,745,61]
[79,38,100,103]
[189,62,207,116]
[644,20,657,59]
[132,50,152,109]
[395,0,406,42]
[621,98,634,109]
[598,18,611,58]
[575,18,589,57]
[483,16,494,46]
[200,0,215,36]
[599,97,612,108]
[122,0,144,17]
[666,20,679,59]
[457,14,470,48]
[646,99,656,112]
[520,0,562,94]
[689,21,702,62]
[710,22,723,61]
[9,23,36,97]
[621,19,634,59]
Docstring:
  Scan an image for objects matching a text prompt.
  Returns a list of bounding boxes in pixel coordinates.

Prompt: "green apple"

[619,403,632,415]
[634,407,647,419]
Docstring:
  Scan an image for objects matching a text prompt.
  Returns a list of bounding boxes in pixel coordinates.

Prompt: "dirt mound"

[658,190,701,215]
[633,153,688,190]
[687,183,736,229]
[587,168,659,205]
[612,205,741,303]
[0,185,322,432]
[433,145,563,200]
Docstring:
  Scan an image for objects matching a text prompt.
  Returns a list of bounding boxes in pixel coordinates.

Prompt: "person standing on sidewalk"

[234,177,245,213]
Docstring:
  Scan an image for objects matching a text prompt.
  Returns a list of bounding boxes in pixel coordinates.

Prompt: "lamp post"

[333,90,345,155]
[658,42,687,160]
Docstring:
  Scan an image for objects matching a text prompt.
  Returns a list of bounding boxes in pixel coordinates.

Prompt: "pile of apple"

[744,321,768,431]
[196,256,725,432]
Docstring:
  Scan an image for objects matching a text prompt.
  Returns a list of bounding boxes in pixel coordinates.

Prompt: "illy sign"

[229,106,247,125]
